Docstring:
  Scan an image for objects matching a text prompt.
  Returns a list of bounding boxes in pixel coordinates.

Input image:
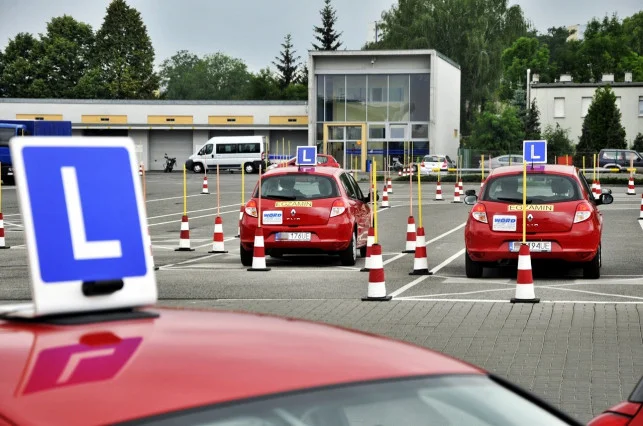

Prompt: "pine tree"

[577,85,627,155]
[524,99,542,140]
[297,63,309,86]
[273,34,300,91]
[312,0,343,50]
[89,0,159,98]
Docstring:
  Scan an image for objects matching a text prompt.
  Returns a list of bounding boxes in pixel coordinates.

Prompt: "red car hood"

[0,307,482,425]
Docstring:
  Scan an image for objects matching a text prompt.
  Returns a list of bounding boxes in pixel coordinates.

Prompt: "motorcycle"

[163,154,177,173]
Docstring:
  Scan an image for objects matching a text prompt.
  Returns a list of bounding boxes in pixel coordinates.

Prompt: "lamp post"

[526,68,531,111]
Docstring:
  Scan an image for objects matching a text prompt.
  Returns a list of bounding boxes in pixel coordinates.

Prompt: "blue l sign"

[297,146,317,166]
[523,140,547,164]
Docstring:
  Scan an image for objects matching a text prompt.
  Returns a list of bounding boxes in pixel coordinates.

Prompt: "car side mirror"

[598,193,613,205]
[464,189,476,196]
[601,188,612,195]
[464,195,478,205]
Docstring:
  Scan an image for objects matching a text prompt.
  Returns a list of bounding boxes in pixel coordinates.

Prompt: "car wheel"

[465,251,483,278]
[339,231,357,266]
[240,243,253,267]
[193,163,204,174]
[244,163,255,174]
[359,235,367,258]
[583,245,601,279]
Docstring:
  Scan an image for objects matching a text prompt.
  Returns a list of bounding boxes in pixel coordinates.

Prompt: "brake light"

[245,200,258,217]
[421,162,425,167]
[471,204,488,223]
[330,200,346,217]
[574,202,592,223]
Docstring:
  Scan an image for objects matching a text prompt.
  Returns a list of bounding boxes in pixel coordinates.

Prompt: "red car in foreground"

[464,164,613,279]
[240,166,371,265]
[0,306,587,425]
[267,154,341,170]
[589,377,643,425]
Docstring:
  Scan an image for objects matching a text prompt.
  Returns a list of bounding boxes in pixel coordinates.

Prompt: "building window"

[389,124,407,139]
[316,75,324,122]
[554,97,565,118]
[581,97,592,117]
[346,75,366,121]
[367,75,388,121]
[369,123,386,139]
[388,75,410,121]
[325,75,345,122]
[411,123,429,139]
[639,96,643,116]
[410,74,430,121]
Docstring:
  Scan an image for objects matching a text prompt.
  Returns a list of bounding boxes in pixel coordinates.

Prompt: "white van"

[185,136,267,174]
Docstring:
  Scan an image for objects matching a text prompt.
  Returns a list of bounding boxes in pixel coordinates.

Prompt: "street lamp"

[526,68,531,110]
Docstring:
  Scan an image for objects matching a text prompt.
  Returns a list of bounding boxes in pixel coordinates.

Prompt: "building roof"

[531,82,643,89]
[308,49,460,70]
[0,98,307,106]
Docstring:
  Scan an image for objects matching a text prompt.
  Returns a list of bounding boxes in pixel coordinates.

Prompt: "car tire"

[240,243,253,267]
[192,163,204,174]
[465,251,483,278]
[339,231,357,266]
[359,238,367,258]
[583,245,601,279]
[244,163,255,174]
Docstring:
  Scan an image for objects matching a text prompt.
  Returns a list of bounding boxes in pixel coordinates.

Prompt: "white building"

[530,73,643,147]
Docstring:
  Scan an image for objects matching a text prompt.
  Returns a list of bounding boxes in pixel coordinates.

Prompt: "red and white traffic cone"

[452,182,462,203]
[362,244,391,301]
[627,175,636,195]
[409,227,431,275]
[510,244,540,303]
[596,179,602,197]
[360,227,375,272]
[458,179,464,196]
[247,227,271,271]
[175,215,195,251]
[403,167,407,177]
[201,175,209,194]
[398,170,402,177]
[402,216,416,253]
[208,216,228,253]
[0,212,8,249]
[639,194,643,220]
[381,184,389,208]
[435,182,443,201]
[387,177,393,194]
[591,180,598,198]
[235,205,244,238]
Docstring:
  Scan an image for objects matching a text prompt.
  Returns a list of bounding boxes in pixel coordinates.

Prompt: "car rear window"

[123,375,572,426]
[317,156,328,163]
[255,174,339,200]
[424,155,443,162]
[482,174,582,203]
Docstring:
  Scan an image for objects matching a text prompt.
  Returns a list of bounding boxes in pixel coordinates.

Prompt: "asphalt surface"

[1,170,642,423]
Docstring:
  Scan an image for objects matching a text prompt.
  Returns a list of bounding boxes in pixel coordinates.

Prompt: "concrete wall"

[432,54,461,160]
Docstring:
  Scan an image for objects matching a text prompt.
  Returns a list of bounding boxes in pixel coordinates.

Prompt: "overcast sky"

[0,0,641,72]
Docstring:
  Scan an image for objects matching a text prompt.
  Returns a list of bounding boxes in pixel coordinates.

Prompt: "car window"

[482,174,581,203]
[198,144,213,155]
[339,173,357,198]
[578,170,594,201]
[216,143,237,154]
[424,155,440,162]
[317,155,328,164]
[239,143,260,154]
[125,375,573,426]
[255,174,339,200]
[346,173,365,200]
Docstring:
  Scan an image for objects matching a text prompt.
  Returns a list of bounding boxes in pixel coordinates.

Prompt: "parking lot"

[1,170,642,423]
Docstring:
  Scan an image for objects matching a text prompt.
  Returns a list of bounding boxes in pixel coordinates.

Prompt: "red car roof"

[489,164,577,177]
[0,307,483,425]
[263,165,343,177]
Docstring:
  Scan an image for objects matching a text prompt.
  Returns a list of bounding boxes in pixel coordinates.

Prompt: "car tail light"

[330,200,346,217]
[471,204,488,223]
[421,162,425,167]
[574,202,592,223]
[245,200,258,217]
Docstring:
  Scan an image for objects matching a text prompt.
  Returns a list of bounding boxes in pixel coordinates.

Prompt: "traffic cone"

[208,216,228,253]
[458,179,464,195]
[511,244,540,303]
[175,215,195,251]
[247,227,271,271]
[235,205,243,238]
[381,184,389,208]
[402,216,416,253]
[361,244,391,301]
[435,182,443,201]
[387,178,393,194]
[201,175,209,194]
[360,227,375,272]
[639,194,643,220]
[0,212,8,249]
[403,167,407,177]
[409,227,431,275]
[596,179,602,197]
[452,182,462,203]
[627,175,636,195]
[398,170,402,177]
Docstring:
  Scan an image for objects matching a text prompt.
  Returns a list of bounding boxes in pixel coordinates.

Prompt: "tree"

[499,37,550,101]
[247,67,282,100]
[90,0,158,98]
[523,99,541,140]
[0,32,45,97]
[631,133,643,152]
[273,34,300,91]
[466,104,525,153]
[577,86,627,155]
[537,26,587,82]
[542,123,574,161]
[580,15,632,82]
[297,64,309,86]
[622,11,643,55]
[39,15,94,98]
[312,0,343,51]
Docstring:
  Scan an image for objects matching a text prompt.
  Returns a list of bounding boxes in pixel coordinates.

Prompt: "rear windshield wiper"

[262,194,297,200]
[496,197,534,204]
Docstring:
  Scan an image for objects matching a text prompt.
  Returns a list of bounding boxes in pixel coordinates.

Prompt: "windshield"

[0,127,16,147]
[482,174,582,203]
[124,375,572,426]
[254,174,339,200]
[424,155,443,162]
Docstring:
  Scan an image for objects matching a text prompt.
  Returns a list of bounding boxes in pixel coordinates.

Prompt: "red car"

[464,164,613,279]
[0,306,586,425]
[589,377,643,425]
[267,154,341,170]
[240,166,371,266]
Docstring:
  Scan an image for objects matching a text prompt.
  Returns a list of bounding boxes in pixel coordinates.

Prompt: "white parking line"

[382,222,466,267]
[148,209,239,227]
[147,203,241,220]
[394,298,643,304]
[388,249,465,298]
[3,221,23,228]
[396,287,512,300]
[538,285,643,301]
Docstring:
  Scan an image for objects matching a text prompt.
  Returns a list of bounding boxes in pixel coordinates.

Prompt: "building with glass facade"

[308,50,461,171]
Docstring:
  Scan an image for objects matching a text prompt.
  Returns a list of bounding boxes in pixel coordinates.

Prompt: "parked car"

[589,376,643,425]
[481,154,525,170]
[185,135,267,174]
[598,149,643,172]
[464,164,613,279]
[419,154,455,174]
[266,153,340,170]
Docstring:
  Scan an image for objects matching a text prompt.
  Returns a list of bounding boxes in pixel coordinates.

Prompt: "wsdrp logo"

[264,213,281,217]
[495,218,516,223]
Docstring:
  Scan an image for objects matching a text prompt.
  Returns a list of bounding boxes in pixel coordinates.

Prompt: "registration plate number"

[275,232,311,241]
[509,241,552,252]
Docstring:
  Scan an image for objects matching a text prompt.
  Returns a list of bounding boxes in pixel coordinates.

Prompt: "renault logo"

[291,209,296,216]
[527,214,534,222]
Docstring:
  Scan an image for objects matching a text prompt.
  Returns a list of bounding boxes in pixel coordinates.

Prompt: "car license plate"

[276,232,311,241]
[509,241,552,252]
